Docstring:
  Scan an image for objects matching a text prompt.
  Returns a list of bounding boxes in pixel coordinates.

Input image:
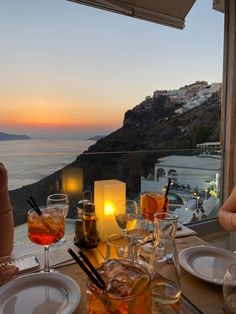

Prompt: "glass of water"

[46,193,69,242]
[223,263,236,314]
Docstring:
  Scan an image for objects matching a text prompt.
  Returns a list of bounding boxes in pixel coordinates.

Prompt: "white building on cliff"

[141,153,221,222]
[141,154,221,194]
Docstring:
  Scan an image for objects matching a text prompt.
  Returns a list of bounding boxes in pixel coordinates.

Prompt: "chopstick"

[68,248,106,290]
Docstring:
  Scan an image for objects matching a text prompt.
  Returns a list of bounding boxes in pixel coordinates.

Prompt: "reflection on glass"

[223,263,236,314]
[9,147,221,230]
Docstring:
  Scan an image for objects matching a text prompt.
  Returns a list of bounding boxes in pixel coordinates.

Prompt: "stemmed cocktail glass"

[28,206,65,272]
[140,192,166,253]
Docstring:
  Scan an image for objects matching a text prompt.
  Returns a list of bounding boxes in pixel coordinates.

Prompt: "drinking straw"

[27,199,42,216]
[68,248,106,290]
[165,178,172,198]
[30,196,42,213]
[74,242,106,288]
[163,178,171,212]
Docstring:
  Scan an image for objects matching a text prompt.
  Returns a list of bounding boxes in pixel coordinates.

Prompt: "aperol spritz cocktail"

[140,192,168,253]
[140,192,167,222]
[28,206,65,272]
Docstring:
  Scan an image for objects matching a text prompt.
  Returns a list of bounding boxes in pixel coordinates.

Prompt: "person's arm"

[218,186,236,231]
[0,163,14,257]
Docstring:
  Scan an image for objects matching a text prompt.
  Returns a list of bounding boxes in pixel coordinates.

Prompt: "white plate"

[0,272,81,314]
[179,245,236,285]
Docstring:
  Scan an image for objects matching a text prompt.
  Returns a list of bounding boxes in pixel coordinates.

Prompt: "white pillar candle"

[94,179,126,241]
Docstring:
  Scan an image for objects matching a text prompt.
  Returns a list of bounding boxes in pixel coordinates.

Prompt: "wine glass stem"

[135,243,141,261]
[44,245,50,272]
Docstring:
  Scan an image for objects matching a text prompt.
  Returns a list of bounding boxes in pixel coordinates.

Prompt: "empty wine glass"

[114,200,138,239]
[47,194,69,218]
[126,213,149,268]
[47,194,69,242]
[28,206,65,272]
[223,263,236,314]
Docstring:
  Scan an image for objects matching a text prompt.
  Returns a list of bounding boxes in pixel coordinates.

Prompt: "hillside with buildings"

[88,81,221,152]
[10,81,221,225]
[151,81,221,113]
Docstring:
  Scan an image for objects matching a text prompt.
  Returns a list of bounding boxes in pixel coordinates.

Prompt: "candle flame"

[104,202,115,215]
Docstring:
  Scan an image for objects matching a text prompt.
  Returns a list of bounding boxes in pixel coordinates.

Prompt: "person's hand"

[0,163,8,195]
[0,162,11,215]
[0,256,18,286]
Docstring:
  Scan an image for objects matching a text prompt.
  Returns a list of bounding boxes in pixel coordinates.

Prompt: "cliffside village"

[146,81,221,114]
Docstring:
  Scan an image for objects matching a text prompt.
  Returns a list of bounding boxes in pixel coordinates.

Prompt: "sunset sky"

[0,0,224,138]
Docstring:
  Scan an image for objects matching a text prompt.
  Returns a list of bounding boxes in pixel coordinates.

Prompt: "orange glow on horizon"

[0,120,120,130]
[0,98,123,130]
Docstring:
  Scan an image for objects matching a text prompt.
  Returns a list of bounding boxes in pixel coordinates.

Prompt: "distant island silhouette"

[88,135,105,141]
[0,131,31,141]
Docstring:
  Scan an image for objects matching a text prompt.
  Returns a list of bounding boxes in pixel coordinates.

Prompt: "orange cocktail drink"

[28,206,65,272]
[87,259,151,314]
[28,207,65,245]
[140,192,167,222]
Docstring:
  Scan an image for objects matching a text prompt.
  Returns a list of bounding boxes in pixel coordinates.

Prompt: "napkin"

[176,224,197,238]
[12,240,77,270]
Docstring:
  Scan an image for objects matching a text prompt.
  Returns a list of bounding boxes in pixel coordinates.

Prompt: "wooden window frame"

[221,0,236,201]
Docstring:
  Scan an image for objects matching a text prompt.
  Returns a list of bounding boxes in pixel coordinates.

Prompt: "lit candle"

[94,179,126,241]
[62,167,83,195]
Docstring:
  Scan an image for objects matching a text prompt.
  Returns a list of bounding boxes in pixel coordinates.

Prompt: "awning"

[67,0,196,29]
[212,0,224,13]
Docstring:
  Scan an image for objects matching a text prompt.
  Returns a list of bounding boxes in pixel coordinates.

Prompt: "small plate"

[0,272,81,313]
[179,245,236,285]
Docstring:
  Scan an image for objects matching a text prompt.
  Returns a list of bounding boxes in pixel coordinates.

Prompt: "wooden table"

[58,236,225,314]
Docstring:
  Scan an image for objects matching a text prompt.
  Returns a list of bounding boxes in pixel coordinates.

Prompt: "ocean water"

[0,138,95,191]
